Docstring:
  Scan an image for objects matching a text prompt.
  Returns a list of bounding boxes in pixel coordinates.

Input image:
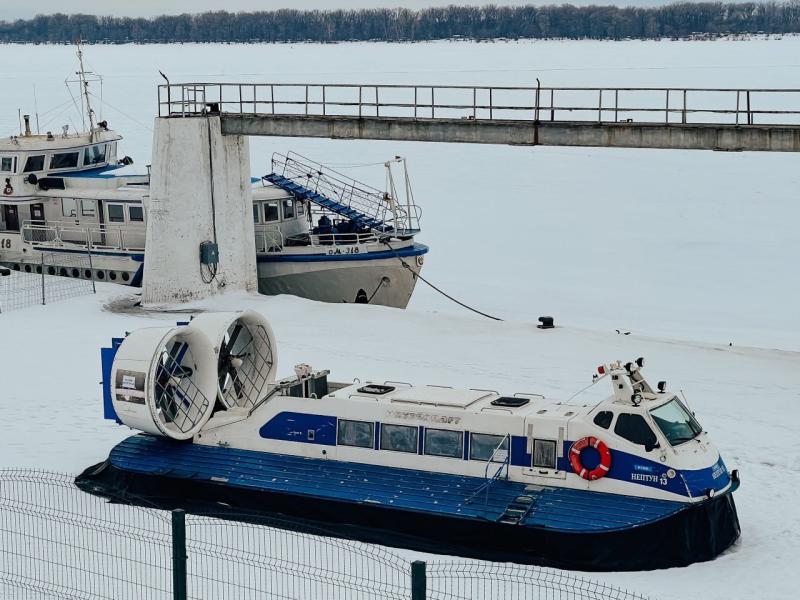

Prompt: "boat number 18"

[0,238,12,249]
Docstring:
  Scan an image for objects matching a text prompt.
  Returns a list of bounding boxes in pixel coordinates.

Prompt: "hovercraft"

[77,311,740,572]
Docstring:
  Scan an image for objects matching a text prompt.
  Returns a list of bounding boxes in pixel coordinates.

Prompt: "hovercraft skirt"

[76,435,740,572]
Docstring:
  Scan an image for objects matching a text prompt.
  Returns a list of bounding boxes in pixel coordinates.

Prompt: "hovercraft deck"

[77,434,740,572]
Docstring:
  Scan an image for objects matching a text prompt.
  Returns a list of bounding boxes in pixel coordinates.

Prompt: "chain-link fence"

[0,252,96,313]
[0,470,652,600]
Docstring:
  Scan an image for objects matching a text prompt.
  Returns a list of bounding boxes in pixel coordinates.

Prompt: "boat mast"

[76,39,97,142]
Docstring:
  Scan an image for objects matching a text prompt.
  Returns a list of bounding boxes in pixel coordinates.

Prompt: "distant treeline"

[2,3,800,44]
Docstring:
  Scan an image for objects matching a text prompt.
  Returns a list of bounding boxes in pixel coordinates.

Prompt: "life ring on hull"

[2,183,12,196]
[569,436,612,481]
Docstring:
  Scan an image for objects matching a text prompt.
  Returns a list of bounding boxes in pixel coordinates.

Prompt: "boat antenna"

[76,38,97,142]
[33,84,40,134]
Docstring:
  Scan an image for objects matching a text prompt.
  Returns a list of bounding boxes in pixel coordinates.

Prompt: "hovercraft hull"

[76,434,740,572]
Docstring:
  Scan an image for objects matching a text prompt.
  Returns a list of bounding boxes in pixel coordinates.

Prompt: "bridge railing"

[158,83,800,126]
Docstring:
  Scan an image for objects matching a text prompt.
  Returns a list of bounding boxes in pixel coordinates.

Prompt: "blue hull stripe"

[257,243,429,264]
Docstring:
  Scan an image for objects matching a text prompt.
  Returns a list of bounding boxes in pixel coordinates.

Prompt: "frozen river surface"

[1,38,799,599]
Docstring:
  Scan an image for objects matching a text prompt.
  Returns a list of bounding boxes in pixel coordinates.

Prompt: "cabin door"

[521,417,567,481]
[2,205,19,232]
[29,203,45,225]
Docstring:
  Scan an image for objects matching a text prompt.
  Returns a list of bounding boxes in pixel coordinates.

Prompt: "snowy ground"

[1,39,799,599]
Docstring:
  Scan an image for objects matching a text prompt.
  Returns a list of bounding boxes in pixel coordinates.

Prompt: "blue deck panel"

[110,435,684,533]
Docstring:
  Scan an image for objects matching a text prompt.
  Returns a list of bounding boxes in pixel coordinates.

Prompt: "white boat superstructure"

[0,48,428,307]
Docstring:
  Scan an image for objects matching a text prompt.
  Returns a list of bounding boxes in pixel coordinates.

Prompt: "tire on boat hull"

[75,461,740,572]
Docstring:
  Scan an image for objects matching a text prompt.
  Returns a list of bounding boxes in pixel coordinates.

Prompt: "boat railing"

[21,220,146,253]
[465,434,511,507]
[309,231,381,247]
[254,224,284,253]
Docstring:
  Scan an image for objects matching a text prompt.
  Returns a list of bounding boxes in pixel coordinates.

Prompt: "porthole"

[96,270,105,280]
[72,268,79,277]
[47,266,55,275]
[109,271,117,281]
[23,264,31,273]
[121,272,130,282]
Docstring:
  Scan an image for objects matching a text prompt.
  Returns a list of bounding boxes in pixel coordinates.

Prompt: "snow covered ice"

[1,38,799,599]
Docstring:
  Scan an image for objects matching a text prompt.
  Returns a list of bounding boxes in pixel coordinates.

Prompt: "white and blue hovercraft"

[78,311,740,571]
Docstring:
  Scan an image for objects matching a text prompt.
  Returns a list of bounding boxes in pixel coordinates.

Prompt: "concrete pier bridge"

[158,82,800,152]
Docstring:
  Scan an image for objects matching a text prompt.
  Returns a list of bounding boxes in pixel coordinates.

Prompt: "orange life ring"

[569,436,612,481]
[2,183,12,196]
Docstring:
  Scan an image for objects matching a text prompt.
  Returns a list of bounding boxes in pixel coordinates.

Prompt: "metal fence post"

[411,560,426,600]
[172,509,187,600]
[40,253,45,305]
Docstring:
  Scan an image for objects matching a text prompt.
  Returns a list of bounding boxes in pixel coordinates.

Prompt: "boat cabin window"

[295,199,305,216]
[0,157,15,173]
[469,433,508,462]
[252,204,260,224]
[129,206,144,223]
[23,155,45,172]
[533,439,557,469]
[650,397,703,446]
[614,413,658,448]
[50,152,80,170]
[264,201,279,223]
[337,419,374,449]
[424,428,463,459]
[593,411,613,429]
[107,204,125,223]
[84,144,107,166]
[81,199,96,217]
[62,198,79,218]
[282,199,295,220]
[380,423,418,454]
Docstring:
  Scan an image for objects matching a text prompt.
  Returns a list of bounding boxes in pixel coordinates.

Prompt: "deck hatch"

[491,396,530,408]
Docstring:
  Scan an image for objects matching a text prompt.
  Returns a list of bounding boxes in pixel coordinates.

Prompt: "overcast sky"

[3,0,674,20]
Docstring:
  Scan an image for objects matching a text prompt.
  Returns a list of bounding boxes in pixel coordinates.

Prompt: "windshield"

[650,397,703,446]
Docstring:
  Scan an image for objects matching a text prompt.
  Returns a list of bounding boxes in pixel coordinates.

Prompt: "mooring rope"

[381,240,503,322]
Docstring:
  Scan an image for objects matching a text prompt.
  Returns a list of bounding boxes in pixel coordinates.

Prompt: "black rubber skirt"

[76,460,741,572]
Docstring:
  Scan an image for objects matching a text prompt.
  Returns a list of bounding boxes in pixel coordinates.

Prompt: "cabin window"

[84,144,107,166]
[282,199,295,220]
[424,428,463,459]
[50,152,80,170]
[81,199,96,217]
[108,142,118,161]
[61,198,79,218]
[469,433,508,462]
[533,439,557,469]
[252,204,260,223]
[107,204,125,223]
[650,397,703,447]
[614,413,658,448]
[23,155,45,172]
[295,199,305,216]
[337,419,374,449]
[380,423,418,454]
[264,201,279,222]
[593,411,613,429]
[129,206,144,223]
[0,157,13,172]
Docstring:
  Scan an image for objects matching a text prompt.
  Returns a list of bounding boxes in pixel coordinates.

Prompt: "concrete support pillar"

[142,115,257,305]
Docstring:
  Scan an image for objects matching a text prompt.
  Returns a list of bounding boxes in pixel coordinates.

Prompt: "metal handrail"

[465,434,511,507]
[158,82,800,126]
[253,224,284,253]
[21,221,145,252]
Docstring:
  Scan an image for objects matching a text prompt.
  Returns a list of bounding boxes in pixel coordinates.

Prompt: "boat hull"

[76,435,740,572]
[256,244,427,309]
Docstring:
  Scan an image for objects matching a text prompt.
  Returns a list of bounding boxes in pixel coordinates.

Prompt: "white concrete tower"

[142,115,257,305]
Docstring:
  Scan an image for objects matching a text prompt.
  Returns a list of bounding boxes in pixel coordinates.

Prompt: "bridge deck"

[159,83,800,151]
